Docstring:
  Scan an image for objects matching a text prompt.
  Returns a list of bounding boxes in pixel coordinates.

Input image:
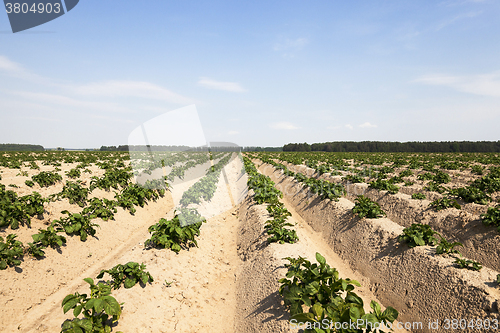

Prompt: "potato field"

[1,150,500,332]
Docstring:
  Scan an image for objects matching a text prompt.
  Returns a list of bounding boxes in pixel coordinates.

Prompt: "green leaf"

[124,278,136,289]
[346,292,363,306]
[306,281,320,295]
[362,313,380,327]
[101,296,121,316]
[370,300,382,318]
[62,296,80,314]
[73,304,83,317]
[291,312,316,322]
[316,252,326,266]
[78,318,93,331]
[301,294,312,307]
[93,298,104,313]
[83,278,94,286]
[382,306,399,322]
[84,298,96,310]
[349,305,363,321]
[311,303,324,318]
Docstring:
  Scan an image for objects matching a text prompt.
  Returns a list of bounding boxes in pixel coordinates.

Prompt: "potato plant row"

[0,156,166,270]
[249,155,492,275]
[254,151,500,228]
[243,157,400,332]
[243,157,298,244]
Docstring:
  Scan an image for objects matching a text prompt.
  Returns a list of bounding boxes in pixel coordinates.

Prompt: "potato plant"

[471,165,484,175]
[398,224,440,248]
[89,168,132,191]
[66,168,81,179]
[82,198,117,221]
[245,157,299,244]
[145,213,204,253]
[423,181,447,194]
[369,179,399,194]
[31,171,63,187]
[96,262,153,290]
[454,258,482,271]
[449,186,491,205]
[52,211,99,241]
[247,173,282,205]
[177,207,206,226]
[279,252,398,332]
[342,174,365,183]
[21,192,46,216]
[115,184,163,214]
[28,225,67,257]
[436,236,463,255]
[52,181,89,207]
[313,164,329,175]
[471,168,500,194]
[352,196,386,219]
[178,154,231,206]
[399,169,413,177]
[301,177,344,201]
[0,184,38,229]
[429,198,461,211]
[481,205,500,232]
[411,193,426,200]
[0,234,24,270]
[61,278,122,333]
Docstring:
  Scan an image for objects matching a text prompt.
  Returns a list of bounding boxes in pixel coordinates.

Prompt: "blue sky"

[1,0,499,148]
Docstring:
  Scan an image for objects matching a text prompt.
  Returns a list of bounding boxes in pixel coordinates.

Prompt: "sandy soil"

[4,152,495,332]
[256,159,500,333]
[0,156,244,332]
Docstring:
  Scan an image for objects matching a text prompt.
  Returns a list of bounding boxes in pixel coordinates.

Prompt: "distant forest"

[0,144,44,151]
[283,141,500,153]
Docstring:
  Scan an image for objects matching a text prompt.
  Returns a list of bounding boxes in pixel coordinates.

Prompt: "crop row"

[0,166,165,270]
[243,157,298,244]
[269,151,500,170]
[248,155,496,274]
[255,151,500,215]
[243,157,400,331]
[258,152,500,201]
[178,153,232,207]
[0,151,129,170]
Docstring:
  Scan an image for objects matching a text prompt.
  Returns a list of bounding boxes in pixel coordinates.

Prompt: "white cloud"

[228,130,239,135]
[273,38,308,51]
[73,80,194,104]
[270,122,299,130]
[7,90,134,113]
[415,71,500,97]
[274,38,308,58]
[345,124,353,130]
[0,56,24,73]
[440,0,487,7]
[436,11,482,30]
[359,122,377,128]
[197,77,247,92]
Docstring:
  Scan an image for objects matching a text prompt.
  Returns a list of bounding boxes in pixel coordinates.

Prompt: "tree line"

[0,144,45,151]
[283,141,500,153]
